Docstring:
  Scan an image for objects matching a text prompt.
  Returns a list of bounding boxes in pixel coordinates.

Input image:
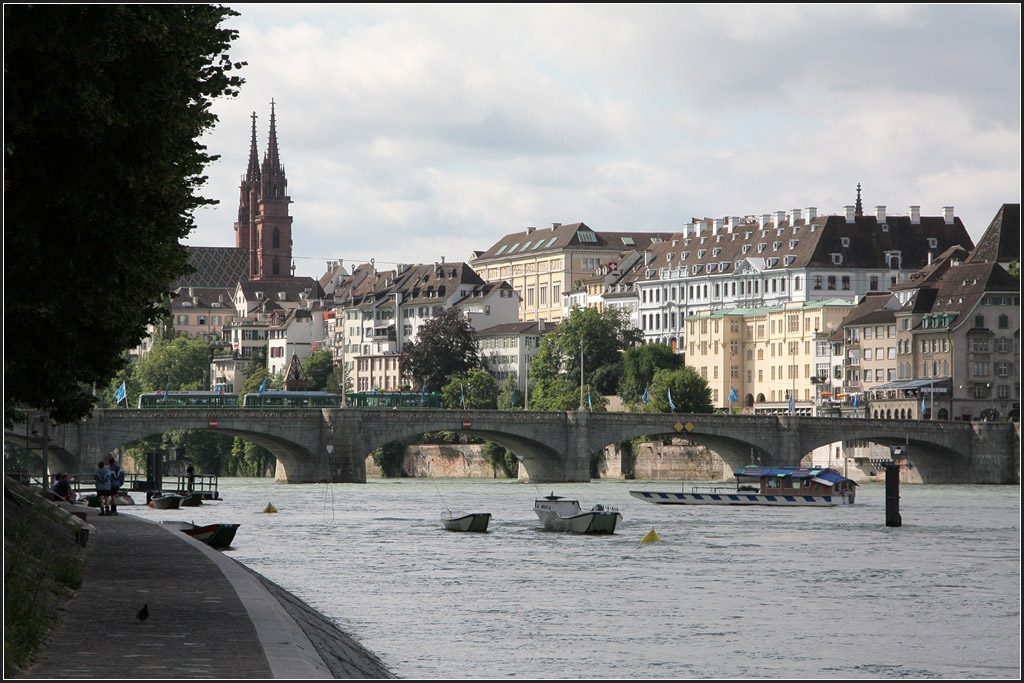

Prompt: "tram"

[346,391,443,408]
[137,391,240,408]
[241,391,345,408]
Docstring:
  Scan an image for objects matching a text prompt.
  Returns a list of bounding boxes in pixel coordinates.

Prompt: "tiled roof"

[966,203,1020,265]
[173,247,249,288]
[474,222,673,262]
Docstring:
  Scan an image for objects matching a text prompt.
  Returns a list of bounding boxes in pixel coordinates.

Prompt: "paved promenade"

[26,505,392,679]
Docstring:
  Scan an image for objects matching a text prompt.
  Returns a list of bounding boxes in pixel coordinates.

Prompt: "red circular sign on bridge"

[209,419,219,428]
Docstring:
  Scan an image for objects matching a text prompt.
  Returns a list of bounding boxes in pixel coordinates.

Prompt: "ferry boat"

[629,467,856,507]
[534,493,621,533]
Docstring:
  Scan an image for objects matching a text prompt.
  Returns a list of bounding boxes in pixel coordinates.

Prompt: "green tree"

[620,343,684,406]
[556,306,641,394]
[4,5,245,426]
[496,374,523,410]
[401,308,481,392]
[302,350,335,391]
[134,337,213,393]
[223,437,275,477]
[441,369,498,409]
[646,367,714,414]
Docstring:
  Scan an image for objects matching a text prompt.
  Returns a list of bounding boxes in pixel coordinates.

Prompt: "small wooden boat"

[441,511,491,532]
[179,493,204,507]
[161,521,239,549]
[149,493,183,510]
[534,493,620,534]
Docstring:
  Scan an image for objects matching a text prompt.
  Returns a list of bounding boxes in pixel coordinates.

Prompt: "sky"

[189,4,1021,279]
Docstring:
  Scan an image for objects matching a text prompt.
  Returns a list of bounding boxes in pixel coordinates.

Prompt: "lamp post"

[579,339,585,411]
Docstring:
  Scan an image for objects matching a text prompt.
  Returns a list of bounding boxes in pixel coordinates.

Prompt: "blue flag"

[162,380,170,402]
[642,384,649,404]
[460,384,465,409]
[789,394,795,414]
[588,387,592,410]
[421,384,426,406]
[114,381,127,405]
[667,387,675,411]
[258,378,266,395]
[729,386,738,404]
[921,395,926,416]
[511,384,517,406]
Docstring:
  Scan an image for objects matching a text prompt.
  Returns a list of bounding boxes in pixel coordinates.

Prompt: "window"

[813,276,822,290]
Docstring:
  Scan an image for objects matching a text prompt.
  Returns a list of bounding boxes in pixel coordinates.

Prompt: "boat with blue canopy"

[630,466,856,507]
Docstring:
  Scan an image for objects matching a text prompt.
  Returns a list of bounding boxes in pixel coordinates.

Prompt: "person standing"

[94,461,113,516]
[107,456,125,515]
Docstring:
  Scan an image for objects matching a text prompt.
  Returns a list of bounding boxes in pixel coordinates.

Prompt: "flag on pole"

[853,394,859,414]
[421,384,426,406]
[729,386,738,404]
[162,380,170,402]
[667,387,675,411]
[789,394,795,414]
[258,378,266,395]
[920,395,926,417]
[460,384,466,409]
[511,384,517,406]
[114,381,127,406]
[587,387,592,410]
[642,384,649,404]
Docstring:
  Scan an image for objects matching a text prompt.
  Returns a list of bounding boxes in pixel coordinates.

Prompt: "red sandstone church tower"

[234,100,294,280]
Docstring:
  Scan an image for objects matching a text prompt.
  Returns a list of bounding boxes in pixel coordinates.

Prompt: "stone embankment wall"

[365,445,505,478]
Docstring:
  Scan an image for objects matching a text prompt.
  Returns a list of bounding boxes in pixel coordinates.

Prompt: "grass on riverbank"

[4,478,86,678]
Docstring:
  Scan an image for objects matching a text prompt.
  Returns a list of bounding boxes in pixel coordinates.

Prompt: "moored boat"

[630,466,857,507]
[440,511,491,532]
[161,521,240,550]
[149,493,183,510]
[180,493,204,507]
[534,493,620,533]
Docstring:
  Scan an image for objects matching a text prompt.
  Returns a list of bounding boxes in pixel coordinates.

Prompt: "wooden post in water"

[885,445,904,527]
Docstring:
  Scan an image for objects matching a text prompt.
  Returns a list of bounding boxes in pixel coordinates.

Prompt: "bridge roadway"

[7,408,1019,484]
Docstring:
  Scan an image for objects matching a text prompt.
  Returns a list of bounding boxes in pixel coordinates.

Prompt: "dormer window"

[927,237,938,249]
[713,248,721,257]
[841,237,851,248]
[698,249,706,259]
[773,242,781,250]
[789,240,799,249]
[742,245,751,254]
[757,243,767,253]
[831,253,843,265]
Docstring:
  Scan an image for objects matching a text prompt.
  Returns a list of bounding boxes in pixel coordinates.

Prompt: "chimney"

[552,222,561,229]
[682,222,694,238]
[805,207,817,223]
[844,206,856,224]
[774,210,786,227]
[943,206,955,225]
[759,214,771,229]
[875,205,887,223]
[909,205,921,224]
[526,226,536,234]
[788,208,802,225]
[726,216,740,232]
[713,218,724,234]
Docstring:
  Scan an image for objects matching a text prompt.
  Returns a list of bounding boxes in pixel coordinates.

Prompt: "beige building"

[685,299,855,412]
[471,222,672,322]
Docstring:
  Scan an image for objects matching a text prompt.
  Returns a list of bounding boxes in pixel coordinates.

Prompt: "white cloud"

[190,4,1021,277]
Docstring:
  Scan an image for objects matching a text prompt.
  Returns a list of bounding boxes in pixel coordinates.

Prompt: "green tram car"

[346,391,443,408]
[241,391,345,408]
[138,391,240,408]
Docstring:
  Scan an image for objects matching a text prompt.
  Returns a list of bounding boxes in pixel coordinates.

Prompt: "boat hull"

[183,523,240,549]
[629,490,855,506]
[179,493,204,507]
[535,509,621,533]
[150,494,183,510]
[441,512,491,532]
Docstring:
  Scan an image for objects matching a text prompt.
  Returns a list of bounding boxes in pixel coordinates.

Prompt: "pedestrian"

[186,463,195,493]
[107,455,125,515]
[51,472,74,502]
[94,460,113,516]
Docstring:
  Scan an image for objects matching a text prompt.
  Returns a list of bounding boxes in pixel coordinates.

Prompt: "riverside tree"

[646,367,714,414]
[4,5,245,426]
[400,308,481,393]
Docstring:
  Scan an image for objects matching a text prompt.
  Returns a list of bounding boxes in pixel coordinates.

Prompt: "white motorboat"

[440,511,491,532]
[533,493,620,534]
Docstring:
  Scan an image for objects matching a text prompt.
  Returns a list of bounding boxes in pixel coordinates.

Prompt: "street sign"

[209,418,219,428]
[462,419,471,429]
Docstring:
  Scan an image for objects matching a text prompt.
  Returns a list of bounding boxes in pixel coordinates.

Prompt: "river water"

[124,478,1020,679]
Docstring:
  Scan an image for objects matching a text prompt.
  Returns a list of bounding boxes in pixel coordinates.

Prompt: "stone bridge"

[7,408,1020,484]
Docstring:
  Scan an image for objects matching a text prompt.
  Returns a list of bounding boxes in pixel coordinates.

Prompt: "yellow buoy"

[263,502,278,514]
[640,528,661,543]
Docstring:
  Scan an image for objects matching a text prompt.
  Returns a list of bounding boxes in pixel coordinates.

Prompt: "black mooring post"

[885,463,902,527]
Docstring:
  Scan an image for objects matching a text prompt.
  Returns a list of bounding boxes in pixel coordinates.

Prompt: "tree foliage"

[134,337,213,393]
[496,374,523,410]
[4,5,244,426]
[555,306,641,394]
[620,343,684,406]
[302,349,335,392]
[441,369,498,410]
[400,308,481,393]
[646,367,714,414]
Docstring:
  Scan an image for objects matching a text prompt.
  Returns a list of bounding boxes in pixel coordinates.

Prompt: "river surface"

[124,479,1020,679]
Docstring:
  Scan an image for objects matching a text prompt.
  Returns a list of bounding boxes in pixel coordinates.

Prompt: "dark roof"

[238,277,325,305]
[901,261,1019,329]
[636,212,975,282]
[474,222,673,262]
[173,247,249,288]
[840,292,899,327]
[476,321,555,337]
[966,203,1020,265]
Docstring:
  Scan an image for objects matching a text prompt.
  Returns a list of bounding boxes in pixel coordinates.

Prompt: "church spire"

[246,111,261,183]
[262,98,285,188]
[855,182,863,216]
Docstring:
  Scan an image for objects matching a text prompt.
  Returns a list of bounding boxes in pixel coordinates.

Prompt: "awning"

[872,377,951,391]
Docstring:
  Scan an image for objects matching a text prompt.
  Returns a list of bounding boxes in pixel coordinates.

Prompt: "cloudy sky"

[189,4,1021,279]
